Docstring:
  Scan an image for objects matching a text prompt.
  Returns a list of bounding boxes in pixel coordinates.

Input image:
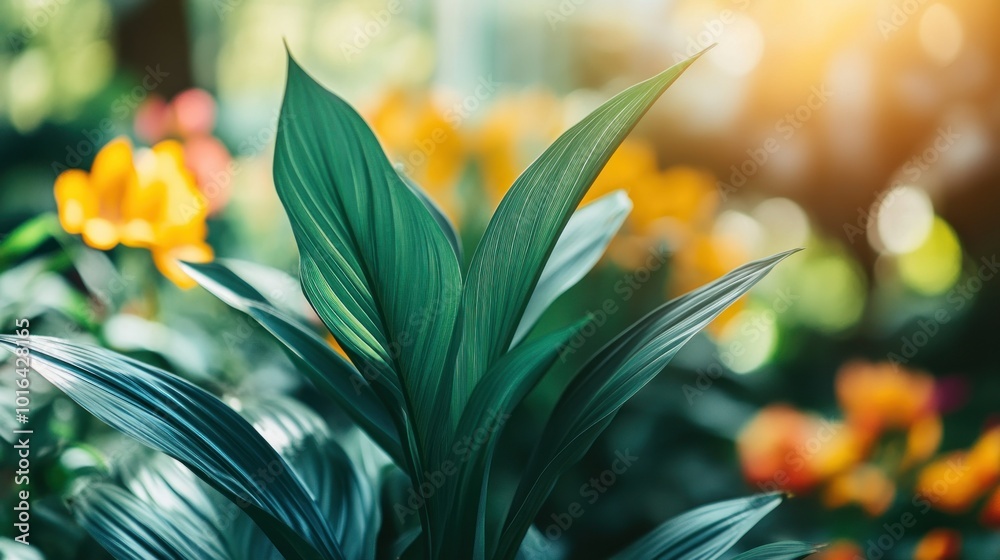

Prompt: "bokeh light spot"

[719,308,779,374]
[874,186,934,255]
[897,216,962,296]
[708,16,765,77]
[919,4,964,66]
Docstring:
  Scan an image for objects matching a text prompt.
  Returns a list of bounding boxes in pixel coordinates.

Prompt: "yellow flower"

[584,140,659,206]
[54,137,212,288]
[325,332,351,362]
[625,165,719,237]
[902,414,944,470]
[822,464,896,516]
[365,89,466,223]
[474,90,564,206]
[967,426,1000,488]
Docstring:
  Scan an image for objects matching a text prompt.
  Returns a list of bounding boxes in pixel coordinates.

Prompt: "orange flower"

[915,427,1000,514]
[979,486,1000,528]
[54,137,213,288]
[737,405,862,493]
[325,332,350,362]
[916,451,983,514]
[913,529,961,560]
[835,361,936,438]
[822,464,896,516]
[807,540,861,560]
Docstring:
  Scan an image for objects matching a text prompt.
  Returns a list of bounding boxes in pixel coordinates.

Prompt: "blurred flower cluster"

[738,360,999,558]
[364,87,746,333]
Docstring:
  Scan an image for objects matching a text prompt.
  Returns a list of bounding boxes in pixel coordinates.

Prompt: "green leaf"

[729,541,821,560]
[71,483,231,560]
[120,453,223,536]
[609,493,785,560]
[180,260,404,464]
[273,52,462,486]
[443,321,589,559]
[512,191,631,346]
[396,169,462,262]
[454,51,707,419]
[0,335,342,560]
[495,250,798,559]
[238,397,381,560]
[0,213,58,267]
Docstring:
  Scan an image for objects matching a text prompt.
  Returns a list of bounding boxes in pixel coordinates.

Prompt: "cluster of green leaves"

[0,49,816,559]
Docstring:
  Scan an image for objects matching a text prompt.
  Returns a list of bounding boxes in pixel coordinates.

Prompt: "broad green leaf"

[180,261,404,464]
[120,453,223,536]
[396,169,462,262]
[0,335,342,560]
[239,397,380,560]
[511,191,631,346]
[71,483,231,560]
[495,250,798,559]
[730,541,821,560]
[609,493,785,560]
[273,53,461,480]
[443,321,588,559]
[454,51,707,419]
[120,397,383,560]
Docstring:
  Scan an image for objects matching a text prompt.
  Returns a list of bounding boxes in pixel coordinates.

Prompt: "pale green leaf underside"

[512,190,632,346]
[0,335,342,560]
[730,541,821,560]
[609,493,784,560]
[496,250,798,559]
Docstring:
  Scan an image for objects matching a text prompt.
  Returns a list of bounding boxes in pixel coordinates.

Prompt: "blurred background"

[1,0,999,558]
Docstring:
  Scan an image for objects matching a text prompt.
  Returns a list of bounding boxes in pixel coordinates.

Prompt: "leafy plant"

[0,48,814,559]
